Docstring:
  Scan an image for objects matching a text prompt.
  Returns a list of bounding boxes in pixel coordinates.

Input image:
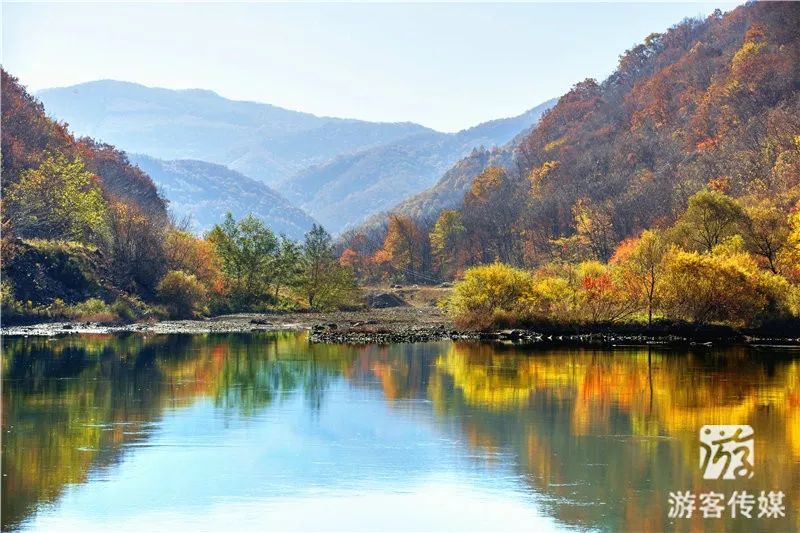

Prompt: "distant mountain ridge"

[39,81,555,234]
[37,80,434,184]
[281,99,556,232]
[341,129,520,244]
[129,155,317,240]
[387,109,548,223]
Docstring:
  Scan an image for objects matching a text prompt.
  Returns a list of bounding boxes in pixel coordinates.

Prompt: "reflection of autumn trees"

[4,334,798,532]
[344,340,800,530]
[432,344,800,531]
[1,333,355,531]
[2,335,167,530]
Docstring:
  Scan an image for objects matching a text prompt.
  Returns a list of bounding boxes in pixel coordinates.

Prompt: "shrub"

[67,298,116,323]
[660,250,784,326]
[0,281,24,321]
[573,261,637,323]
[156,270,208,318]
[111,295,151,323]
[447,263,534,329]
[524,274,576,323]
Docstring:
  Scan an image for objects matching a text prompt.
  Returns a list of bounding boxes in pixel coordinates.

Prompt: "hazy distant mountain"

[344,135,519,243]
[39,80,554,235]
[282,99,556,233]
[129,154,317,240]
[38,81,433,184]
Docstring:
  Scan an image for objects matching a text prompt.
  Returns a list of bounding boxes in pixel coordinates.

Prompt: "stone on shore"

[369,292,408,309]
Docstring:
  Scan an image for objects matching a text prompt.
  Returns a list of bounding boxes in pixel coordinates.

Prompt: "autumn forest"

[2,1,800,335]
[341,2,800,332]
[3,3,800,532]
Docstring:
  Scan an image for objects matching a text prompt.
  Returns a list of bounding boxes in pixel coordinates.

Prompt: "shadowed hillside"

[129,155,318,240]
[282,99,555,233]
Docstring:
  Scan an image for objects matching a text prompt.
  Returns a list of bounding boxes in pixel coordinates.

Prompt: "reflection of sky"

[20,379,564,532]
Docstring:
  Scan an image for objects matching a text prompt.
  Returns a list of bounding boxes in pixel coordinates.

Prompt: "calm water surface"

[2,333,798,532]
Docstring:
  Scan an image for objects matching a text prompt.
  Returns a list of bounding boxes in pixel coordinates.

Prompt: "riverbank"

[0,307,459,338]
[3,306,799,346]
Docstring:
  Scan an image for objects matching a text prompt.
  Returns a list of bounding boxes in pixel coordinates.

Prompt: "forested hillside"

[505,2,799,262]
[2,73,167,222]
[340,2,800,330]
[129,155,317,239]
[1,71,357,323]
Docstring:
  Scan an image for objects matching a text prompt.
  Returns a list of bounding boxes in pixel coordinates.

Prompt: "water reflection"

[2,333,798,532]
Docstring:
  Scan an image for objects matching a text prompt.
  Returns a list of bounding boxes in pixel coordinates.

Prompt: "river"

[2,332,798,531]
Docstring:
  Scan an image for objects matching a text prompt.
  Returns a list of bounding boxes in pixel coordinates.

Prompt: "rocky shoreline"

[1,307,453,338]
[3,307,799,347]
[308,325,800,347]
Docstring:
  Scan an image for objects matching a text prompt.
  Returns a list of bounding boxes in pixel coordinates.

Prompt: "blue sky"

[3,2,740,132]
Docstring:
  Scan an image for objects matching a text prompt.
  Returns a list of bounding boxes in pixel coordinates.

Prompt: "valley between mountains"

[37,81,555,234]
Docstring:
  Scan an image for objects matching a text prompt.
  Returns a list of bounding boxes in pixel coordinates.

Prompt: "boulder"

[369,292,408,309]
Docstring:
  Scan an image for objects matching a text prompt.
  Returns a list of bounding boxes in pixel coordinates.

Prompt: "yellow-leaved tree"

[5,152,109,244]
[446,263,533,329]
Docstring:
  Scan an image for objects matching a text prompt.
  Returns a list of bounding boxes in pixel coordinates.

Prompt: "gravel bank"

[1,307,453,338]
[4,307,798,347]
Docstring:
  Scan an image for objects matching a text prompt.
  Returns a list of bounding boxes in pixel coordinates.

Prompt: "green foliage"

[525,273,575,323]
[157,270,208,318]
[206,213,278,306]
[5,152,110,244]
[67,298,116,322]
[298,225,358,309]
[271,237,303,300]
[670,190,745,253]
[448,199,798,329]
[740,201,791,273]
[1,281,24,320]
[1,289,154,324]
[110,295,151,323]
[430,210,465,278]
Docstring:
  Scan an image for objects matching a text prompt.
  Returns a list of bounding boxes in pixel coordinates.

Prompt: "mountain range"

[128,155,318,240]
[37,81,432,185]
[38,82,553,234]
[280,100,554,232]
